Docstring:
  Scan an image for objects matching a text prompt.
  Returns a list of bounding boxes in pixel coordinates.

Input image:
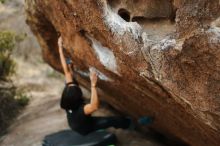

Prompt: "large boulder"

[25,0,220,146]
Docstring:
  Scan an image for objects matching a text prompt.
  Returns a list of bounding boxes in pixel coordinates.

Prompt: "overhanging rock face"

[25,0,220,146]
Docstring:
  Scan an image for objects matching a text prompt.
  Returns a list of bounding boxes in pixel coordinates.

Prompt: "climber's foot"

[138,116,154,125]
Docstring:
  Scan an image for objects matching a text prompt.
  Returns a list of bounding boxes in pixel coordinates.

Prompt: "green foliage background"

[0,0,6,4]
[0,31,16,79]
[0,30,29,136]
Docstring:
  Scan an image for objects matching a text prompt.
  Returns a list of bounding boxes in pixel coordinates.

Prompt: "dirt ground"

[0,0,164,146]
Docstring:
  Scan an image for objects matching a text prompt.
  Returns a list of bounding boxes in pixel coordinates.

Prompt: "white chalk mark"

[208,26,220,44]
[76,70,90,78]
[87,35,120,75]
[102,4,142,40]
[76,67,113,82]
[160,39,176,50]
[89,67,113,81]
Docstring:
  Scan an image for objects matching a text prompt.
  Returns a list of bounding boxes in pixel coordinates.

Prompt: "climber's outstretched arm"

[84,70,99,115]
[58,37,73,84]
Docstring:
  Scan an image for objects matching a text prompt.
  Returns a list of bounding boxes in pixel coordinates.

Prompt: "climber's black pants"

[90,116,130,131]
[66,110,130,135]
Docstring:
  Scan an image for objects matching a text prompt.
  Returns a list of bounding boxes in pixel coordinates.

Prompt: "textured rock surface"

[25,0,220,146]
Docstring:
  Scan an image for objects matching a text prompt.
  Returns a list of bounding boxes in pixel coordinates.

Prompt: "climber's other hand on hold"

[58,36,63,49]
[90,70,98,87]
[84,69,99,115]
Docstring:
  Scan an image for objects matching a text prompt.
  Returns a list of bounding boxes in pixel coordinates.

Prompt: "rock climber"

[58,36,133,135]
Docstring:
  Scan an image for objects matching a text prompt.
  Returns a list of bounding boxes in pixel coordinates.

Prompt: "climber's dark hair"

[60,85,84,110]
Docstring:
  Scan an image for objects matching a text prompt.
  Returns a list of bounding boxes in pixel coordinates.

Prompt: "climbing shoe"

[138,116,154,125]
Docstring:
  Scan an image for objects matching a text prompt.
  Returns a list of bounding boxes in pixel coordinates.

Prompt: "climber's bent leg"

[91,116,131,131]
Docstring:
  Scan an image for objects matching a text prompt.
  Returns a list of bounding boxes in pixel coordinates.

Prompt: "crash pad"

[42,130,117,146]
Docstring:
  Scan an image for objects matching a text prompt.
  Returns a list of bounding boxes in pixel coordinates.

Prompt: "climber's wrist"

[58,44,63,49]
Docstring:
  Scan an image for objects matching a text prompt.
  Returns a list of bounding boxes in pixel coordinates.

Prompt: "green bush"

[15,33,27,43]
[0,0,5,3]
[0,31,15,52]
[0,31,27,135]
[0,31,16,79]
[15,90,30,107]
[0,83,18,136]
